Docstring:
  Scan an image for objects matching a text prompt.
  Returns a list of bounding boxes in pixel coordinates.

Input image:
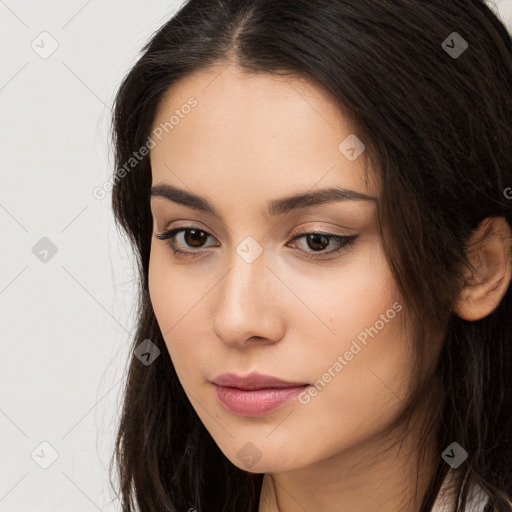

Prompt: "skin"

[147,64,512,512]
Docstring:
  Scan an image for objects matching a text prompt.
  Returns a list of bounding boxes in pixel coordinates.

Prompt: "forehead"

[149,64,377,200]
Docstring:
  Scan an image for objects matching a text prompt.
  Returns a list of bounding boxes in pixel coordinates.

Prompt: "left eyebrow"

[265,187,376,216]
[150,183,376,218]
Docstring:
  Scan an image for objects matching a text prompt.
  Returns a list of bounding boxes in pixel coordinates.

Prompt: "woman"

[108,0,512,511]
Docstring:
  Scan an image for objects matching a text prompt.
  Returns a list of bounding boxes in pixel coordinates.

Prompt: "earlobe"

[453,216,512,322]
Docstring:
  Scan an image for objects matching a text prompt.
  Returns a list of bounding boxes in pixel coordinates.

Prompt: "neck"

[258,413,439,512]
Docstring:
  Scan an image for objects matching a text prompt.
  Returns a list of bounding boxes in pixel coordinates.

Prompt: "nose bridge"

[212,237,282,344]
[220,239,268,315]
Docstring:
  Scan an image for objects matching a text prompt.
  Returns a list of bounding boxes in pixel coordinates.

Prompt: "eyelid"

[288,224,354,239]
[156,218,213,235]
[155,223,358,261]
[156,222,353,245]
[155,226,219,249]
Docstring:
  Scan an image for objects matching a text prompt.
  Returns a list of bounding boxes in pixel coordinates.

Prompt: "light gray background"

[1,1,511,511]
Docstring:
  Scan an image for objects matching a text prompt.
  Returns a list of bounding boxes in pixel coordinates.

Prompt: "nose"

[211,245,286,348]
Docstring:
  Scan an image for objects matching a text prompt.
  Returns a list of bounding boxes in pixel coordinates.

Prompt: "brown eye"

[155,226,218,258]
[305,233,330,251]
[183,229,209,248]
[288,231,358,260]
[156,226,358,261]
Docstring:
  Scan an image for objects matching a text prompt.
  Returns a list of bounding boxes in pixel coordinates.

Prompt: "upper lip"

[210,371,309,390]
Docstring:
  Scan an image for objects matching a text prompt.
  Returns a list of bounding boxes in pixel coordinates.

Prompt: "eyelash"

[155,226,358,261]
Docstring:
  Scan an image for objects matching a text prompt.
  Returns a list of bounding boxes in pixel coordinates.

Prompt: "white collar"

[432,469,489,512]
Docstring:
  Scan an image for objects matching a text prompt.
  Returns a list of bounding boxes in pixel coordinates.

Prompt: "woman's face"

[148,64,418,473]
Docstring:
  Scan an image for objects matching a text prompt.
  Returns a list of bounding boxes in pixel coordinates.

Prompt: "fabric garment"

[432,469,489,512]
[258,469,490,512]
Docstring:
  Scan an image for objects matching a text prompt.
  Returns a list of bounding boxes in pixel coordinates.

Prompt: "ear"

[453,216,512,321]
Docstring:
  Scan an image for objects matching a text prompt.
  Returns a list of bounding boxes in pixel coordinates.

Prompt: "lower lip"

[212,383,309,417]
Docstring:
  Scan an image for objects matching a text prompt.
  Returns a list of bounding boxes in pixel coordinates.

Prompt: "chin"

[221,444,307,474]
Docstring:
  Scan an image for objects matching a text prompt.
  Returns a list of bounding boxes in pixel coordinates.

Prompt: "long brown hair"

[108,1,512,510]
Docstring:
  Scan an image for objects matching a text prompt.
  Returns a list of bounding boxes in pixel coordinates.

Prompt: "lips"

[210,371,309,390]
[210,372,310,417]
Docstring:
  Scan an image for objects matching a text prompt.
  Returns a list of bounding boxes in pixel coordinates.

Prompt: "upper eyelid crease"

[150,183,376,220]
[156,226,357,260]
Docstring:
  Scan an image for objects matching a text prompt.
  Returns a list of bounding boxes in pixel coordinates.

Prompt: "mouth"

[209,372,310,417]
[211,384,309,417]
[210,371,309,390]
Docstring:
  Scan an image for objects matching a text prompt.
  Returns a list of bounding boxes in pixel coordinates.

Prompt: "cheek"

[290,244,410,425]
[148,247,188,363]
[148,246,172,327]
[148,245,200,331]
[147,245,212,375]
[285,239,400,352]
